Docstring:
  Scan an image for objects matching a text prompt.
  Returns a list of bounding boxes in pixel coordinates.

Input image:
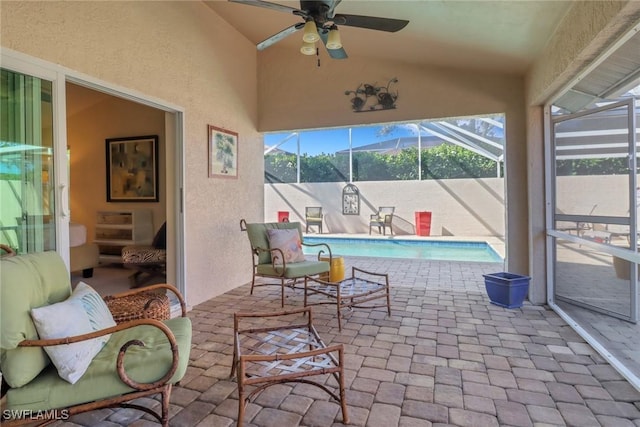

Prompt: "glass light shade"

[300,41,316,55]
[326,28,342,50]
[303,20,320,43]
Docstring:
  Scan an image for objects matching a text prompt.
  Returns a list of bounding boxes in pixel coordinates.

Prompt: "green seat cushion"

[5,317,192,411]
[257,260,329,278]
[1,251,72,387]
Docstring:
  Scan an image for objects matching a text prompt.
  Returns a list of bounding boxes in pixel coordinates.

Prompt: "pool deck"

[51,253,640,427]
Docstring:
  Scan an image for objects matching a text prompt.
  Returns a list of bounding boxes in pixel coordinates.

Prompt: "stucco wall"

[527,1,640,105]
[1,1,261,306]
[265,179,505,239]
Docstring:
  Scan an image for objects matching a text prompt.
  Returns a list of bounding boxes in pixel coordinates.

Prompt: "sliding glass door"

[1,64,68,258]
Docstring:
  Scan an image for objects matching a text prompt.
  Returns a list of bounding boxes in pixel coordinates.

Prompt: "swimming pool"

[302,237,503,263]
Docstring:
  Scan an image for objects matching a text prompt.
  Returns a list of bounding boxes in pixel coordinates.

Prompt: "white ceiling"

[205,0,574,74]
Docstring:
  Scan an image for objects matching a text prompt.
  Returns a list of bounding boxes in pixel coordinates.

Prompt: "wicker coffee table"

[304,266,391,331]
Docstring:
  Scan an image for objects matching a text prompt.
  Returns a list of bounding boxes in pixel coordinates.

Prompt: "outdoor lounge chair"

[305,206,323,233]
[369,206,395,235]
[0,249,191,427]
[240,219,332,307]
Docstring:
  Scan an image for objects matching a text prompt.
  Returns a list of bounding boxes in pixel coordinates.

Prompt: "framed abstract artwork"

[208,125,238,178]
[105,135,159,202]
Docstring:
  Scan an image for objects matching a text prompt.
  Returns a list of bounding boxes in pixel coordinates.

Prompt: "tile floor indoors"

[54,256,640,426]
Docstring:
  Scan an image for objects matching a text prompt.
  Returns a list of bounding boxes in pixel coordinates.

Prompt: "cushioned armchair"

[0,250,191,426]
[305,206,324,233]
[240,219,332,307]
[369,206,395,235]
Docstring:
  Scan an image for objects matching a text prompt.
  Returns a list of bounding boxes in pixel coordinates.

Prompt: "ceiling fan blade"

[257,23,304,51]
[335,14,409,32]
[326,0,342,18]
[229,0,300,16]
[319,29,348,59]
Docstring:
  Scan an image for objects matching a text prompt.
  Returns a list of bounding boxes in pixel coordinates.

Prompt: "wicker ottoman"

[104,290,170,324]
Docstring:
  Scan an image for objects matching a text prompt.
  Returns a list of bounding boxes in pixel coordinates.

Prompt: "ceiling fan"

[229,0,409,59]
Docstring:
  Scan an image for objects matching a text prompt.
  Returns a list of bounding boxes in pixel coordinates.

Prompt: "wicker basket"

[104,290,170,324]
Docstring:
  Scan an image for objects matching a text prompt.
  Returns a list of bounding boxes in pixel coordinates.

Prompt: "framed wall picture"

[105,135,159,202]
[208,125,238,178]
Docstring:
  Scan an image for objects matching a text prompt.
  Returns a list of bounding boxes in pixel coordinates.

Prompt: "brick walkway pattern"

[54,258,640,426]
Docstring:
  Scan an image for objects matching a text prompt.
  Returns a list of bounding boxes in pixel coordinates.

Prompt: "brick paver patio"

[55,257,640,426]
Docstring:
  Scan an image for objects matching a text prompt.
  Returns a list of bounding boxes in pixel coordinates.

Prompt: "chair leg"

[338,349,349,424]
[250,273,256,295]
[160,383,172,427]
[281,278,285,307]
[237,360,246,426]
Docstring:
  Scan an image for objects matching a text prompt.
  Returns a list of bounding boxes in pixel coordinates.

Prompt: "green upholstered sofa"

[0,250,192,426]
[240,219,332,306]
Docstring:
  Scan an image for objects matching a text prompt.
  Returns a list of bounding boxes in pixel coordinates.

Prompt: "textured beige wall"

[527,1,640,105]
[1,1,261,305]
[265,179,505,238]
[257,49,528,274]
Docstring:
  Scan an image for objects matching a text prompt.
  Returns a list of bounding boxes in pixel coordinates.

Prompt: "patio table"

[304,266,391,331]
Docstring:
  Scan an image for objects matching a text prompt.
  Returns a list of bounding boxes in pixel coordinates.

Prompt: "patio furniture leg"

[281,278,285,307]
[160,384,171,427]
[385,275,391,315]
[338,348,349,424]
[237,360,246,426]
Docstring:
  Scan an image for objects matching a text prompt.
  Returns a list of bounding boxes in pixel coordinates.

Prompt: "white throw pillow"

[30,281,116,384]
[267,228,306,265]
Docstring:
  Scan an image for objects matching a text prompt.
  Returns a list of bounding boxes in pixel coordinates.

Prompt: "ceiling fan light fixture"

[326,26,342,50]
[300,41,316,56]
[302,19,320,43]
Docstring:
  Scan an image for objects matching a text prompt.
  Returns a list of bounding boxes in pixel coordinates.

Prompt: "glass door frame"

[1,53,71,266]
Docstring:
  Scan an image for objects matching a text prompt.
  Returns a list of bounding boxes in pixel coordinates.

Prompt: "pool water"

[303,237,503,263]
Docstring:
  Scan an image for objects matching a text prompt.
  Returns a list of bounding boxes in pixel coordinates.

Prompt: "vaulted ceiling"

[206,0,574,74]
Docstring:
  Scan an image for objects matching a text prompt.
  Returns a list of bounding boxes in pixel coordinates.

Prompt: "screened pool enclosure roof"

[264,116,506,166]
